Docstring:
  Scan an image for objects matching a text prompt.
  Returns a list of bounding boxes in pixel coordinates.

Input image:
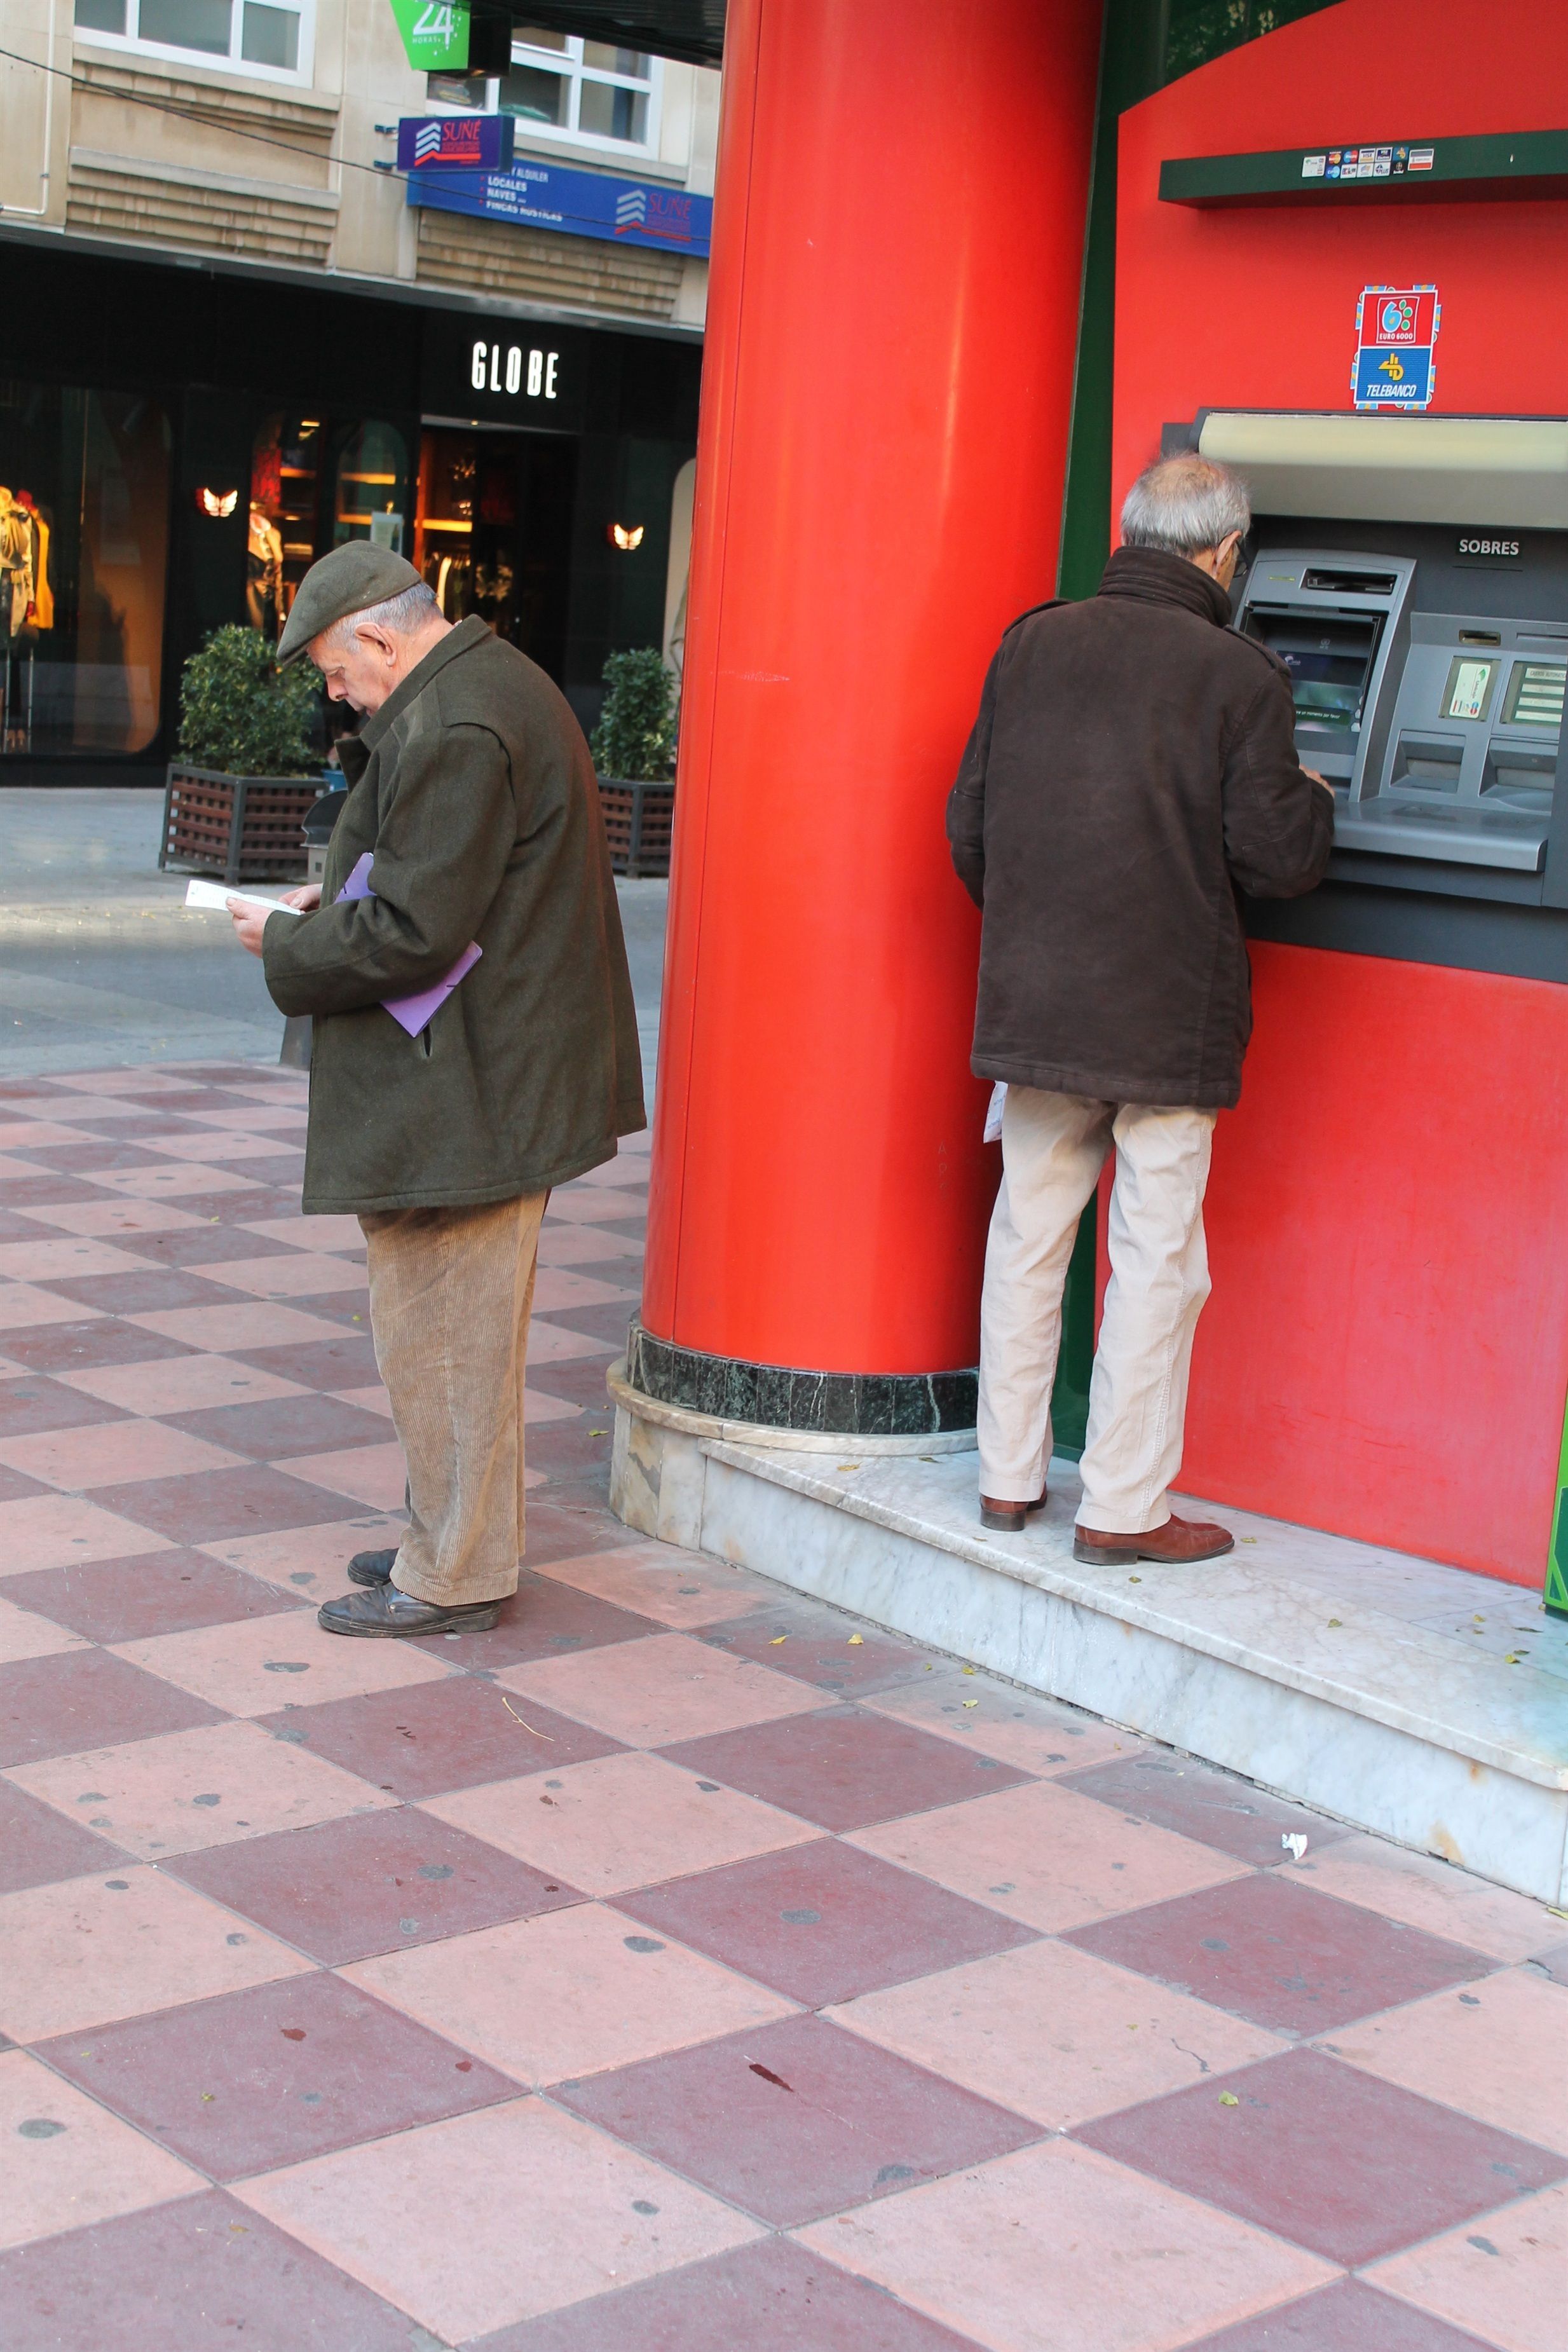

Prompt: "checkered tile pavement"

[0,1062,1564,2351]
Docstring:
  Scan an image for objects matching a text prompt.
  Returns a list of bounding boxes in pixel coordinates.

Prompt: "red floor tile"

[171,1805,583,1962]
[13,1140,170,1172]
[523,1419,618,1483]
[702,1601,939,1697]
[233,1335,382,1390]
[1176,2276,1505,2350]
[44,1268,261,1316]
[0,1647,222,1767]
[521,1497,644,1569]
[163,1394,396,1461]
[0,1210,74,1241]
[0,1175,108,1212]
[617,1840,1038,2007]
[1064,1872,1496,2035]
[41,1971,517,2178]
[256,1674,627,1800]
[521,1353,616,1411]
[83,1463,371,1544]
[0,1320,194,1374]
[0,1378,128,1440]
[226,1154,307,1187]
[4,1550,303,1643]
[1074,2046,1565,2266]
[541,1301,642,1350]
[171,1187,297,1224]
[114,1226,303,1269]
[660,1706,1033,1831]
[0,1777,128,1894]
[1056,1753,1361,1871]
[554,2010,1040,2227]
[480,2234,988,2351]
[0,1464,51,1501]
[453,1570,660,1671]
[0,2187,419,2350]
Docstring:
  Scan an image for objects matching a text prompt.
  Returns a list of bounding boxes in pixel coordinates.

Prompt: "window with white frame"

[499,30,660,153]
[73,0,313,81]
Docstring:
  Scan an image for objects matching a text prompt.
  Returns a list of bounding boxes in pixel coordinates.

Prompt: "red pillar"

[641,0,1103,1418]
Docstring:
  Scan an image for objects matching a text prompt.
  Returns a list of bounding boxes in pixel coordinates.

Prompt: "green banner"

[1548,1380,1568,1620]
[388,0,470,73]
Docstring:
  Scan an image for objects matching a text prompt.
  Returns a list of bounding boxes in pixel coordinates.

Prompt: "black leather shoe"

[347,1548,397,1586]
[317,1585,501,1638]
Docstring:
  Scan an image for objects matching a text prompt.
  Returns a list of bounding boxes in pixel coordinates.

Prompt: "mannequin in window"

[247,502,285,638]
[0,487,34,643]
[13,492,51,631]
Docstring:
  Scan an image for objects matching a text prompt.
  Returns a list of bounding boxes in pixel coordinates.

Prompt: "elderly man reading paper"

[226,542,644,1638]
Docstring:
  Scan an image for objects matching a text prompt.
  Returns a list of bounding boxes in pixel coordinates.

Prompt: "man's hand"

[1302,766,1337,798]
[227,882,320,960]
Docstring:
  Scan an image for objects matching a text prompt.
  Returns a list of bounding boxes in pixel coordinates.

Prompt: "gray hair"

[1120,453,1251,557]
[325,580,440,644]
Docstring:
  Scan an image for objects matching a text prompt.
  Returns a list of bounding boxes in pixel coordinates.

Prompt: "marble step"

[610,1388,1568,1905]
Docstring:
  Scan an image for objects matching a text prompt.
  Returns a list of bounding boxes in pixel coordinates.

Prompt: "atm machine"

[1166,411,1568,936]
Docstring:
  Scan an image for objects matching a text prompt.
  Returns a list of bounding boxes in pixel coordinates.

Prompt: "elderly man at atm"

[226,542,644,1636]
[947,453,1334,1564]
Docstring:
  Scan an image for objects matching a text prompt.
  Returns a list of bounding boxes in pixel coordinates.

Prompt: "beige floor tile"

[285,1444,409,1511]
[0,1419,245,1492]
[10,1718,396,1860]
[847,1779,1245,1933]
[0,1865,313,2041]
[235,2098,760,2343]
[536,1542,766,1630]
[344,1899,796,2086]
[111,1610,451,1718]
[57,1355,310,1414]
[828,1936,1288,2129]
[423,1749,819,1896]
[793,2138,1334,2352]
[500,1632,822,1746]
[1327,1968,1568,2156]
[1367,2180,1567,2352]
[0,1495,172,1578]
[0,1594,88,1665]
[864,1669,1143,1776]
[0,2047,203,2249]
[200,1514,406,1594]
[1284,1835,1567,1964]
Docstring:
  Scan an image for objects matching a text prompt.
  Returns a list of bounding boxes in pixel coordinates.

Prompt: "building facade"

[0,1,718,776]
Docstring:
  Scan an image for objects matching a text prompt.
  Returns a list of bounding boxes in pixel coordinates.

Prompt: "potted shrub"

[160,625,325,887]
[591,646,678,878]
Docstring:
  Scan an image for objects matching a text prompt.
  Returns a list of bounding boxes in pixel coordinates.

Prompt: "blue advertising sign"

[397,114,515,172]
[406,155,712,257]
[1353,344,1434,409]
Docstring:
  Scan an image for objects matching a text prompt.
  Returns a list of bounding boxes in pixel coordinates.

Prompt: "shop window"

[498,32,658,152]
[332,421,409,559]
[0,380,170,758]
[73,0,312,83]
[1163,0,1343,79]
[249,413,322,643]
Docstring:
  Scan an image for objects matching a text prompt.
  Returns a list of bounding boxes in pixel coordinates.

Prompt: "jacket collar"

[1097,544,1234,627]
[348,613,492,760]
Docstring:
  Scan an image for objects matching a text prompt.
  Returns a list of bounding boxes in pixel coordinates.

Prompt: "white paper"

[183,880,302,916]
[983,1081,1007,1144]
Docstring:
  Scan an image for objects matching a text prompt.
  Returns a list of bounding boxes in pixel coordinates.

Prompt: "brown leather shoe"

[1073,1514,1234,1566]
[979,1487,1048,1533]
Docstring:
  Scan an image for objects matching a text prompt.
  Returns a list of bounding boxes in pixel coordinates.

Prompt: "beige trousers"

[360,1192,547,1606]
[978,1086,1216,1534]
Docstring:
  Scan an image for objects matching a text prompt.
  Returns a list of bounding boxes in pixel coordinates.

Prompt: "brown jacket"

[946,547,1333,1109]
[262,616,644,1212]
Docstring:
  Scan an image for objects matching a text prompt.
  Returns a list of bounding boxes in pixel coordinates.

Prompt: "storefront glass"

[250,410,322,643]
[0,379,170,756]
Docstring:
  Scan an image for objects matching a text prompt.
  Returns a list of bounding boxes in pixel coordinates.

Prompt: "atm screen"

[1242,610,1382,732]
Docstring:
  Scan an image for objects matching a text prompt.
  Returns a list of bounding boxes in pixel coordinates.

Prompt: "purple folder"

[336,853,482,1039]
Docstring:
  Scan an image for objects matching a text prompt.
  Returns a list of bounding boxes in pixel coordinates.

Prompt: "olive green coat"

[262,616,645,1214]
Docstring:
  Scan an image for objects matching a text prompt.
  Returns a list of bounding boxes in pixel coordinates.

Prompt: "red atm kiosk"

[1112,0,1568,1593]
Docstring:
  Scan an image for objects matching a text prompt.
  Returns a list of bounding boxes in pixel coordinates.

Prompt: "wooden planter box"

[160,763,325,887]
[599,778,675,879]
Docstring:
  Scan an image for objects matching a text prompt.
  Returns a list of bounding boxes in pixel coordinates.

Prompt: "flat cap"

[276,542,424,667]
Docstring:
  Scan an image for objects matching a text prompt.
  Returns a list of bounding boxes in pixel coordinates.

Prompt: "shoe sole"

[346,1564,394,1587]
[1072,1536,1234,1566]
[318,1605,501,1638]
[980,1509,1029,1531]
